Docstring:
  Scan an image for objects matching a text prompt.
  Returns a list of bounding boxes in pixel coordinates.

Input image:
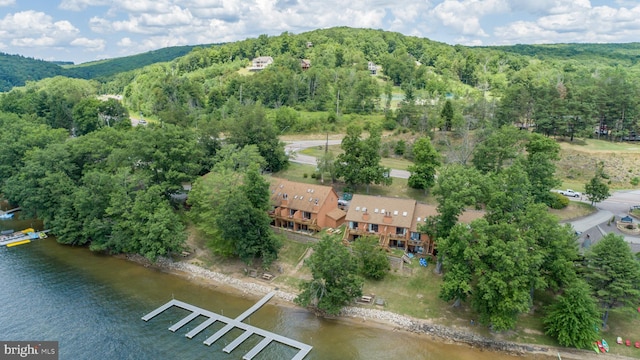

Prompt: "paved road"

[284,139,411,179]
[568,190,640,252]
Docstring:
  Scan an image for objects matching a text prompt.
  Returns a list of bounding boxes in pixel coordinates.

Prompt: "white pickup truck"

[559,189,580,198]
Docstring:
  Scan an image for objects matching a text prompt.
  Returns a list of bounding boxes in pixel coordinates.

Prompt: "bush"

[303,173,308,178]
[548,192,570,209]
[382,118,397,131]
[631,177,639,186]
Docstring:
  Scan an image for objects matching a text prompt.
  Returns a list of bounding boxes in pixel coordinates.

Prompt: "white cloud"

[70,37,105,50]
[0,0,15,6]
[430,0,509,37]
[494,2,640,44]
[0,11,80,48]
[117,37,133,47]
[59,0,110,11]
[114,0,177,14]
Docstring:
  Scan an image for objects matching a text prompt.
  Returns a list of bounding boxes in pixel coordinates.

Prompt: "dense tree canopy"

[334,125,391,193]
[296,235,363,315]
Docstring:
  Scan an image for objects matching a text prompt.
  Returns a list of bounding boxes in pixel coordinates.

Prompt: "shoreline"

[125,254,620,360]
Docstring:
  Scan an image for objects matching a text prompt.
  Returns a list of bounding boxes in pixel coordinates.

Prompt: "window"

[410,232,420,241]
[303,211,311,220]
[396,227,406,236]
[369,224,378,233]
[289,209,296,216]
[350,221,359,229]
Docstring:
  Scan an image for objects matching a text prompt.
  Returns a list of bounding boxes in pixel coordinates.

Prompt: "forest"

[0,26,639,351]
[0,45,200,91]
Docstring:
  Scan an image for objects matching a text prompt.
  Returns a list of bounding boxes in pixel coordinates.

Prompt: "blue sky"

[1,0,639,64]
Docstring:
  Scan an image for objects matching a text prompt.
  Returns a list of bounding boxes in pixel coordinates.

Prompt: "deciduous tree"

[353,236,390,280]
[334,125,391,193]
[407,136,440,192]
[296,236,363,315]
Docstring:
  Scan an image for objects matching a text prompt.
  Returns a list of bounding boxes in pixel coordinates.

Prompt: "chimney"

[362,211,370,221]
[383,211,392,224]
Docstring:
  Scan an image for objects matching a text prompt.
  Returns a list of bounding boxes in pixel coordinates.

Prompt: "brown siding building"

[269,179,345,232]
[344,194,484,256]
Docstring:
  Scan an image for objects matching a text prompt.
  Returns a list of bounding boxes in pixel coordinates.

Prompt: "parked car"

[559,189,580,198]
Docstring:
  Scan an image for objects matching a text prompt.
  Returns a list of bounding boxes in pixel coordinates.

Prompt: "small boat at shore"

[0,213,14,220]
[601,339,609,352]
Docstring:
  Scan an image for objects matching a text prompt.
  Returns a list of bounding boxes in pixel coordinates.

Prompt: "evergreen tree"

[584,161,611,206]
[584,233,640,328]
[544,280,601,349]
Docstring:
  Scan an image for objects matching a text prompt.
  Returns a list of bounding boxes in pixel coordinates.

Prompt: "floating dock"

[142,291,312,360]
[0,229,49,247]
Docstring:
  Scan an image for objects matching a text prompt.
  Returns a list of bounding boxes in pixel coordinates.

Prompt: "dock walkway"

[142,291,312,360]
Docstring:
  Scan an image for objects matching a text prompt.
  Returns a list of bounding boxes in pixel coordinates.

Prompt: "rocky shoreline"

[126,254,610,360]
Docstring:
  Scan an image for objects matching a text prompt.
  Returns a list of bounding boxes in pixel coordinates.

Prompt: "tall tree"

[440,99,454,131]
[407,136,441,193]
[295,235,363,315]
[227,103,288,172]
[428,164,485,273]
[543,279,601,349]
[471,220,537,331]
[523,133,561,205]
[438,222,478,307]
[472,126,527,174]
[584,161,610,206]
[584,233,640,328]
[334,125,391,193]
[187,150,280,266]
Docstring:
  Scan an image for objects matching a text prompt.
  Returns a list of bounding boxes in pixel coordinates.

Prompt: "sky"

[0,0,639,64]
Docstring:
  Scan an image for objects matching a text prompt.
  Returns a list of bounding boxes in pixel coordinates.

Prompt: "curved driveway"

[284,139,411,179]
[568,190,640,252]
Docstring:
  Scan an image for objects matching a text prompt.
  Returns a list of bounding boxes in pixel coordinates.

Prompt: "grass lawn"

[277,236,311,265]
[549,201,596,221]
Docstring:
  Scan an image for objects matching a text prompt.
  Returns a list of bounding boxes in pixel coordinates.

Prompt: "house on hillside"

[269,179,345,233]
[301,59,311,71]
[368,61,378,75]
[249,56,274,71]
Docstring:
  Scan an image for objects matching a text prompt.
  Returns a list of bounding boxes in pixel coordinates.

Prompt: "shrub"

[548,192,570,209]
[303,173,308,178]
[631,177,639,186]
[383,118,397,131]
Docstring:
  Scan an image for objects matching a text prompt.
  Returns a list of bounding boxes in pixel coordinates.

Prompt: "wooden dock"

[142,292,312,360]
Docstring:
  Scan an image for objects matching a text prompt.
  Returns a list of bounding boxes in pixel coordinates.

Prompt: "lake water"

[0,218,553,360]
